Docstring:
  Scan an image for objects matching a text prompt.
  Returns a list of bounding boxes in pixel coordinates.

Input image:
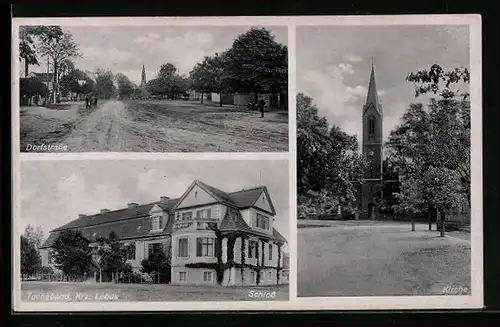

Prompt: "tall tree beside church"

[386,99,470,234]
[297,93,366,219]
[37,27,80,100]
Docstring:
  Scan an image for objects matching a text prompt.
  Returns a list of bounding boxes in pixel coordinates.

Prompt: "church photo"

[296,24,475,298]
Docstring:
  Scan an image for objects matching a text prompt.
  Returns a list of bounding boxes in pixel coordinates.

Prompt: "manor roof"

[41,181,284,248]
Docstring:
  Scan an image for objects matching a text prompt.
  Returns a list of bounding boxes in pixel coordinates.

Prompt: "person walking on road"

[258,96,266,118]
[85,95,90,109]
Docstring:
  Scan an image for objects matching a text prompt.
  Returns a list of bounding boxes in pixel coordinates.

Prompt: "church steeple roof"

[140,64,146,87]
[365,60,382,114]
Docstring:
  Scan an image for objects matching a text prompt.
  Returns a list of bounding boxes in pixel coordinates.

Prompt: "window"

[148,243,162,256]
[256,213,269,230]
[127,243,136,260]
[151,216,161,230]
[179,271,187,282]
[196,238,215,257]
[48,250,53,263]
[203,271,213,282]
[268,271,272,280]
[248,240,257,258]
[196,208,212,219]
[268,244,273,260]
[368,117,376,135]
[250,271,255,283]
[181,212,193,221]
[178,238,188,258]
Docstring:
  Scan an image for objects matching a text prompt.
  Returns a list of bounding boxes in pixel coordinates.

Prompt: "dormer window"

[151,216,161,231]
[256,213,269,230]
[194,191,198,198]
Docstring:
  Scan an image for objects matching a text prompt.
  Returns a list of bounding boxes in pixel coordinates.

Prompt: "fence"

[22,271,171,284]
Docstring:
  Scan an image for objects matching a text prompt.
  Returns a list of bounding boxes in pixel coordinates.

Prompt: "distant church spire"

[365,61,382,115]
[140,64,147,88]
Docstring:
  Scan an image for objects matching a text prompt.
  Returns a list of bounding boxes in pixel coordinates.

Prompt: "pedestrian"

[94,96,98,107]
[85,95,89,109]
[258,96,266,118]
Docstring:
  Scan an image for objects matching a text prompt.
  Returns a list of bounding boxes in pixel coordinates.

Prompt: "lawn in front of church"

[297,221,471,297]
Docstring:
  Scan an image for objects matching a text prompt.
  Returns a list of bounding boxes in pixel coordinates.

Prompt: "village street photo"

[18,24,288,152]
[296,25,475,297]
[18,159,290,303]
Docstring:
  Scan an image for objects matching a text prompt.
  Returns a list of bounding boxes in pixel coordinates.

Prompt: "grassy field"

[298,221,471,297]
[19,99,288,152]
[21,282,289,302]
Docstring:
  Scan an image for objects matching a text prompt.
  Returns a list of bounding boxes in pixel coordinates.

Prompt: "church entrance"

[368,203,375,220]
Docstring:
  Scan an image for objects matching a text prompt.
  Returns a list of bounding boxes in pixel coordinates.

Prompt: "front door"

[368,203,375,220]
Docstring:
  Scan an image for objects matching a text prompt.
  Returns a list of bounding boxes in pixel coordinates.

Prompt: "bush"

[141,252,171,284]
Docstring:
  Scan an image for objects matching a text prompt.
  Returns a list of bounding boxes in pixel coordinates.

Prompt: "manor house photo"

[39,180,288,287]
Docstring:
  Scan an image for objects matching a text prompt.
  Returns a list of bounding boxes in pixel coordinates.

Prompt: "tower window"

[368,117,376,135]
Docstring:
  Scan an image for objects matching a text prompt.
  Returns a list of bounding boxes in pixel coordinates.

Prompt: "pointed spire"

[140,64,147,88]
[365,60,380,112]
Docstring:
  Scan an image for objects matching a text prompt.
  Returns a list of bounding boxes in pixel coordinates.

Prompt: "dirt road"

[20,100,289,152]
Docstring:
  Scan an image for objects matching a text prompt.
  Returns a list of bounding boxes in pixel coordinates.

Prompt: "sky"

[25,25,287,86]
[20,159,290,250]
[296,25,470,146]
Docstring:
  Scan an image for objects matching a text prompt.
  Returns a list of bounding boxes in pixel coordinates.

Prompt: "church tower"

[359,61,384,219]
[140,64,147,88]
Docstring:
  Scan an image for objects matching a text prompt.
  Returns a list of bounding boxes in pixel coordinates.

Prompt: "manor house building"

[40,180,288,286]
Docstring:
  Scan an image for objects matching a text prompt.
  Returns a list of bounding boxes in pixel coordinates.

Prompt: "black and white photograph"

[296,22,482,306]
[17,23,288,153]
[17,159,290,307]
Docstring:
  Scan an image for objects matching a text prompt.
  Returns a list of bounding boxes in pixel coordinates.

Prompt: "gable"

[176,184,219,209]
[363,103,381,117]
[253,190,273,214]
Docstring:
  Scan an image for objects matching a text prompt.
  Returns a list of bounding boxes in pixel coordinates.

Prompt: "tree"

[51,230,92,280]
[94,69,116,99]
[23,225,44,249]
[141,251,171,283]
[37,27,80,101]
[115,73,136,99]
[59,69,95,97]
[19,25,60,77]
[386,99,470,234]
[297,93,366,218]
[19,77,49,105]
[405,64,470,100]
[225,27,288,102]
[96,232,129,282]
[189,57,212,104]
[21,235,41,276]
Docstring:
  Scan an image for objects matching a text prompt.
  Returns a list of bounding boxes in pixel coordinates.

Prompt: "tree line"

[297,64,471,232]
[21,227,171,283]
[189,27,288,108]
[19,26,288,108]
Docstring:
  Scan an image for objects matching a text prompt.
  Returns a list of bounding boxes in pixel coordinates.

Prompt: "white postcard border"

[12,14,483,311]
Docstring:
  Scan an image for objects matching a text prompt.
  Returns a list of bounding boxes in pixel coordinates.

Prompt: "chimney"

[160,196,170,203]
[127,202,139,209]
[100,209,110,214]
[78,214,87,218]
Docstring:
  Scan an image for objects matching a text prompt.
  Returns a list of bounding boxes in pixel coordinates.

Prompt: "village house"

[39,180,288,286]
